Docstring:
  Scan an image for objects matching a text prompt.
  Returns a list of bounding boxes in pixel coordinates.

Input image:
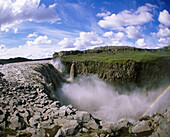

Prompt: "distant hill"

[0,57,52,65]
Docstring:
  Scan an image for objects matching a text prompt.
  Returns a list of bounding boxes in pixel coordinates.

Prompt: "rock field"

[0,61,169,137]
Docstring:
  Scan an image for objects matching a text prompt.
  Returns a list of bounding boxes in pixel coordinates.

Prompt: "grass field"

[61,50,170,63]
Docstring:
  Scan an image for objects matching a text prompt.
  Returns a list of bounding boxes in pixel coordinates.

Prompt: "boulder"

[9,115,26,130]
[132,120,152,133]
[84,119,99,130]
[113,118,132,131]
[73,111,91,123]
[54,119,79,135]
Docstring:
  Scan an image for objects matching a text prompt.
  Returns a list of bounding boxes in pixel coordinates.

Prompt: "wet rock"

[139,115,150,121]
[149,119,170,137]
[164,107,170,123]
[100,122,113,133]
[113,118,132,131]
[132,120,152,133]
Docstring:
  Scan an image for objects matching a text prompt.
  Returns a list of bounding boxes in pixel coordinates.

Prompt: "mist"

[51,59,170,123]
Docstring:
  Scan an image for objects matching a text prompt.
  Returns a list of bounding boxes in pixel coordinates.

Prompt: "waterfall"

[67,63,74,82]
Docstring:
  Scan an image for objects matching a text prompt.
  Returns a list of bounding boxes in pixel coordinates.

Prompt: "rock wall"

[62,57,170,92]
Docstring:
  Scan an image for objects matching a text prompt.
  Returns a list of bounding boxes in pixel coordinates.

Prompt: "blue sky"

[0,0,170,59]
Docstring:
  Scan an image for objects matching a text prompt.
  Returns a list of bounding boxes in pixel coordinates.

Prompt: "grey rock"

[80,127,88,133]
[50,101,60,108]
[164,107,170,123]
[100,133,105,137]
[55,128,65,137]
[38,120,52,128]
[84,119,99,130]
[90,132,99,137]
[113,118,132,131]
[100,122,113,133]
[29,115,41,127]
[9,115,26,130]
[54,118,79,135]
[132,120,152,133]
[74,111,91,123]
[58,106,67,117]
[32,128,46,137]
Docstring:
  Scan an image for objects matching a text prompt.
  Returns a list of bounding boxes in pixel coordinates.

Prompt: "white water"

[51,59,170,123]
[51,58,64,73]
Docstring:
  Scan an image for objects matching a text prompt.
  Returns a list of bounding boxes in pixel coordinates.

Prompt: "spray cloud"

[51,59,170,123]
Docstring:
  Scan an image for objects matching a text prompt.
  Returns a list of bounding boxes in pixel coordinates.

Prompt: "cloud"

[0,0,59,31]
[158,10,170,27]
[98,4,155,30]
[103,31,114,38]
[14,28,18,34]
[157,27,170,38]
[58,38,74,48]
[114,32,126,40]
[0,36,57,59]
[74,32,103,50]
[0,46,56,59]
[135,38,147,48]
[125,26,143,39]
[27,32,38,38]
[96,11,111,17]
[103,31,126,40]
[23,35,51,47]
[157,37,170,48]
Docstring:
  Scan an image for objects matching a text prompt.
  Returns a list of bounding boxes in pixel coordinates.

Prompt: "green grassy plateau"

[61,50,170,63]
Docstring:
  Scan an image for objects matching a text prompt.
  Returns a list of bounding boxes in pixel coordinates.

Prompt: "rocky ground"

[0,61,169,137]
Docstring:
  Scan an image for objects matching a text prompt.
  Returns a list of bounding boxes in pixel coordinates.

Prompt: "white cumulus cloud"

[74,32,103,50]
[103,31,126,40]
[125,26,143,39]
[157,37,170,48]
[0,0,59,31]
[98,4,155,30]
[20,35,52,48]
[158,10,170,27]
[58,38,74,48]
[157,27,170,38]
[103,31,114,38]
[135,38,147,48]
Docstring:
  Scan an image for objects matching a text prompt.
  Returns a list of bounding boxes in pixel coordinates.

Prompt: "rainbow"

[142,85,170,116]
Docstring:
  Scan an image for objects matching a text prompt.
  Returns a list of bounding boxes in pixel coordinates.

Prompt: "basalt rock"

[62,57,170,92]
